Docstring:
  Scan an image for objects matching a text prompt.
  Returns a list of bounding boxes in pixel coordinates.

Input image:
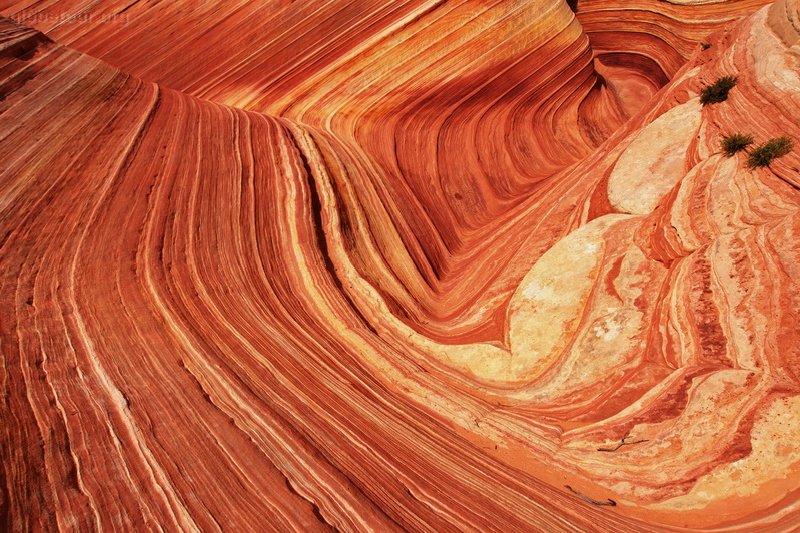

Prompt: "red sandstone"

[1,0,799,531]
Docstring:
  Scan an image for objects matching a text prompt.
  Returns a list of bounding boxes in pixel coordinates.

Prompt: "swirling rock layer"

[1,0,799,531]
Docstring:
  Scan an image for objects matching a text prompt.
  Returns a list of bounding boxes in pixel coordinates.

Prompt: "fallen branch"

[564,485,617,507]
[597,432,648,452]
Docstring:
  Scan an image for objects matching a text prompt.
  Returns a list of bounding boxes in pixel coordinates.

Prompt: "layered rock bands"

[1,0,799,531]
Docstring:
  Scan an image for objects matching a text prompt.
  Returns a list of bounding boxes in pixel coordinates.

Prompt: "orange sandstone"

[1,0,799,530]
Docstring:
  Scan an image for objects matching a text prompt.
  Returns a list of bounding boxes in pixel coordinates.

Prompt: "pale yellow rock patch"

[649,394,800,510]
[608,98,703,215]
[507,214,634,381]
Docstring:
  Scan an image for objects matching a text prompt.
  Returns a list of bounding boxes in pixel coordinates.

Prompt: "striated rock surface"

[1,0,799,531]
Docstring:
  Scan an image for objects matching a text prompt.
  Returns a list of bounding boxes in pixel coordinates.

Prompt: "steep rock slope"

[0,17,640,532]
[1,0,800,531]
[0,1,777,337]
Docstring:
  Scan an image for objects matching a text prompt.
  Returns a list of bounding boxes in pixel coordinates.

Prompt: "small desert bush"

[700,76,737,105]
[747,137,793,168]
[720,133,754,157]
[701,42,712,50]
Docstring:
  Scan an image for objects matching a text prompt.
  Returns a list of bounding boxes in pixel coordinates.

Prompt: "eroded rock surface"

[1,0,799,530]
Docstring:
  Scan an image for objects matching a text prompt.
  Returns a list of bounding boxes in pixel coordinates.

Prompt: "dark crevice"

[284,127,379,336]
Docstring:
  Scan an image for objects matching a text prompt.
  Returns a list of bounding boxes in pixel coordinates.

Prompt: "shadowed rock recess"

[1,0,799,530]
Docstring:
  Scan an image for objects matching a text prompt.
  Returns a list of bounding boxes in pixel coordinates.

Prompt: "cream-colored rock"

[507,214,635,380]
[608,98,703,214]
[650,394,800,510]
[769,0,800,46]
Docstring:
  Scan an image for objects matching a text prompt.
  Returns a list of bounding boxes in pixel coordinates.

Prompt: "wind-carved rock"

[0,0,798,530]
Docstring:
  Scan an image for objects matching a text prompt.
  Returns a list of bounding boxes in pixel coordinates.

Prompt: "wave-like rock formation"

[1,0,799,530]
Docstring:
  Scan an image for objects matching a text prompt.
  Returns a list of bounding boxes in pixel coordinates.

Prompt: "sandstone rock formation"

[1,0,799,530]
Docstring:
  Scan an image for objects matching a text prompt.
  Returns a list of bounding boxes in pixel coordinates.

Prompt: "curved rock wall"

[1,0,799,530]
